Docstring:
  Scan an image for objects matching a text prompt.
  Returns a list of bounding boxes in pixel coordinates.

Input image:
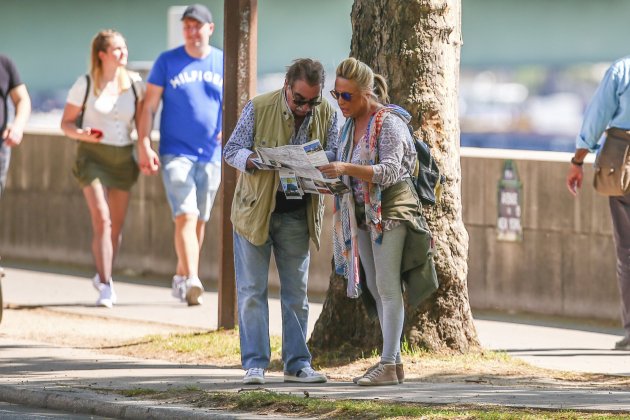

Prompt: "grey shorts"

[160,155,221,222]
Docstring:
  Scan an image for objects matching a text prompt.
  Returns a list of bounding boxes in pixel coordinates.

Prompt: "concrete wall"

[462,148,619,322]
[0,133,622,322]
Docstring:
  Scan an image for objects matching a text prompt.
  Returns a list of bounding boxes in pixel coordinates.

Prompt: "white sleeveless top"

[66,71,145,147]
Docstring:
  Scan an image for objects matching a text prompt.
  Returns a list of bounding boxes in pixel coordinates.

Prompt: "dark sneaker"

[284,367,327,383]
[615,336,630,350]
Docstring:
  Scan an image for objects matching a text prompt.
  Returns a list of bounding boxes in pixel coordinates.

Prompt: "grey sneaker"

[171,275,186,302]
[353,362,379,384]
[243,368,265,385]
[185,276,204,306]
[615,336,630,350]
[357,363,399,386]
[96,280,117,308]
[396,363,405,384]
[353,362,404,384]
[284,366,327,383]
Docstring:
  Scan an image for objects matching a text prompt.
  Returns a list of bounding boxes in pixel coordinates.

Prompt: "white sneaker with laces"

[171,275,186,302]
[284,366,327,383]
[185,276,204,306]
[96,279,117,308]
[243,368,265,384]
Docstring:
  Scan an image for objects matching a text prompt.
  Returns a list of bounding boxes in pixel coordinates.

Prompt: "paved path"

[1,264,630,418]
[4,264,629,375]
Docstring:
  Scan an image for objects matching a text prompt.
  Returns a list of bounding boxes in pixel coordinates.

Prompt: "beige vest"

[230,88,335,248]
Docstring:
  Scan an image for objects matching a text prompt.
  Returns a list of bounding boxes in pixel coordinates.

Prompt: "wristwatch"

[570,157,584,166]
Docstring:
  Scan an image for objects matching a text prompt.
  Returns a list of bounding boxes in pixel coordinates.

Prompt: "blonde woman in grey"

[320,57,420,386]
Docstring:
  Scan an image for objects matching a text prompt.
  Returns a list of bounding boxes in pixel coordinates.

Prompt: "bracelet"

[570,157,584,166]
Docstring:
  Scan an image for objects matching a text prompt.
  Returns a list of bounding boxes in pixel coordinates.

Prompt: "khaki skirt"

[73,142,139,191]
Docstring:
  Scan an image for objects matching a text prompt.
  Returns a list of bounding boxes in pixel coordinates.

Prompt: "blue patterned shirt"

[224,92,339,172]
[577,56,630,152]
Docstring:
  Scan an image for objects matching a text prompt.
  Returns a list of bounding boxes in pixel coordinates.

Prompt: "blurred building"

[0,0,353,117]
[2,0,630,150]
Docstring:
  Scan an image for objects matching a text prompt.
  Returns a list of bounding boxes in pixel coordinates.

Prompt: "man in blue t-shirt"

[137,4,223,306]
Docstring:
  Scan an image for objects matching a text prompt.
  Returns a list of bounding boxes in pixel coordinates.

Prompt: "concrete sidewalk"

[1,264,630,418]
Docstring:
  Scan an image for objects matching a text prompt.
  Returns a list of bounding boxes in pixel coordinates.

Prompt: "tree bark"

[309,0,479,354]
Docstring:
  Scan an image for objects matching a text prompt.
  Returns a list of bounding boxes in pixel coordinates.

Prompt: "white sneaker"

[243,368,265,384]
[171,275,186,302]
[92,274,101,291]
[284,366,327,383]
[96,279,117,308]
[185,276,204,306]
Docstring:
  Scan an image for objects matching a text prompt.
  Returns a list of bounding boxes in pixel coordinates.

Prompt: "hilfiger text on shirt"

[169,70,223,89]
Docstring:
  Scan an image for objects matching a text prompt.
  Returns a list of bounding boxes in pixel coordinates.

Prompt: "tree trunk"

[309,0,479,354]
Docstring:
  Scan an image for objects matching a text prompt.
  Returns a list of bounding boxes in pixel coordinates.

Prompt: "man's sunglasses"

[290,86,322,108]
[330,90,353,102]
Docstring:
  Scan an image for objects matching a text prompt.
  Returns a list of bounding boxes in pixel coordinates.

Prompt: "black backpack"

[407,125,445,206]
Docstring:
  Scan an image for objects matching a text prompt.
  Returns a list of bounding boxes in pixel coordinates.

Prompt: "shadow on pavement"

[473,310,625,336]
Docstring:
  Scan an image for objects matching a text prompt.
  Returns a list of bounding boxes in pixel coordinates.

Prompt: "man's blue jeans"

[233,208,312,373]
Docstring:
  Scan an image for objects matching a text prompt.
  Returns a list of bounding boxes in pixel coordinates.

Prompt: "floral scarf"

[332,104,412,298]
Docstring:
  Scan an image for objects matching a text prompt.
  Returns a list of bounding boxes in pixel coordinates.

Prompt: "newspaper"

[252,139,349,198]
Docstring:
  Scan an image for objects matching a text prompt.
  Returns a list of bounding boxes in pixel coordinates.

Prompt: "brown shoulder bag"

[593,127,630,196]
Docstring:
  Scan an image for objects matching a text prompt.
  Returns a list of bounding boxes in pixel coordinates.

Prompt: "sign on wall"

[497,160,523,242]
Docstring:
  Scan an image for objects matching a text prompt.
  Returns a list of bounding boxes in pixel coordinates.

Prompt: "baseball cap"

[181,4,213,24]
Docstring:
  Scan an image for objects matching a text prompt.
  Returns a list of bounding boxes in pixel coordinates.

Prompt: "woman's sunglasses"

[330,89,353,101]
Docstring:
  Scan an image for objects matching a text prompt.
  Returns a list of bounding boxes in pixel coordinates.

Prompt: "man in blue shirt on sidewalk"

[567,56,630,350]
[137,4,223,306]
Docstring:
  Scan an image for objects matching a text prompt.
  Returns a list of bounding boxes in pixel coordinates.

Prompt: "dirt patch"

[0,307,199,348]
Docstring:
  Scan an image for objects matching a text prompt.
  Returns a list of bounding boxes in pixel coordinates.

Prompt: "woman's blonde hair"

[90,29,131,95]
[335,57,389,104]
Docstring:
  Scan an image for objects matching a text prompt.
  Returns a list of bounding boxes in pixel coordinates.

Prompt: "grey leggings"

[357,224,406,364]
